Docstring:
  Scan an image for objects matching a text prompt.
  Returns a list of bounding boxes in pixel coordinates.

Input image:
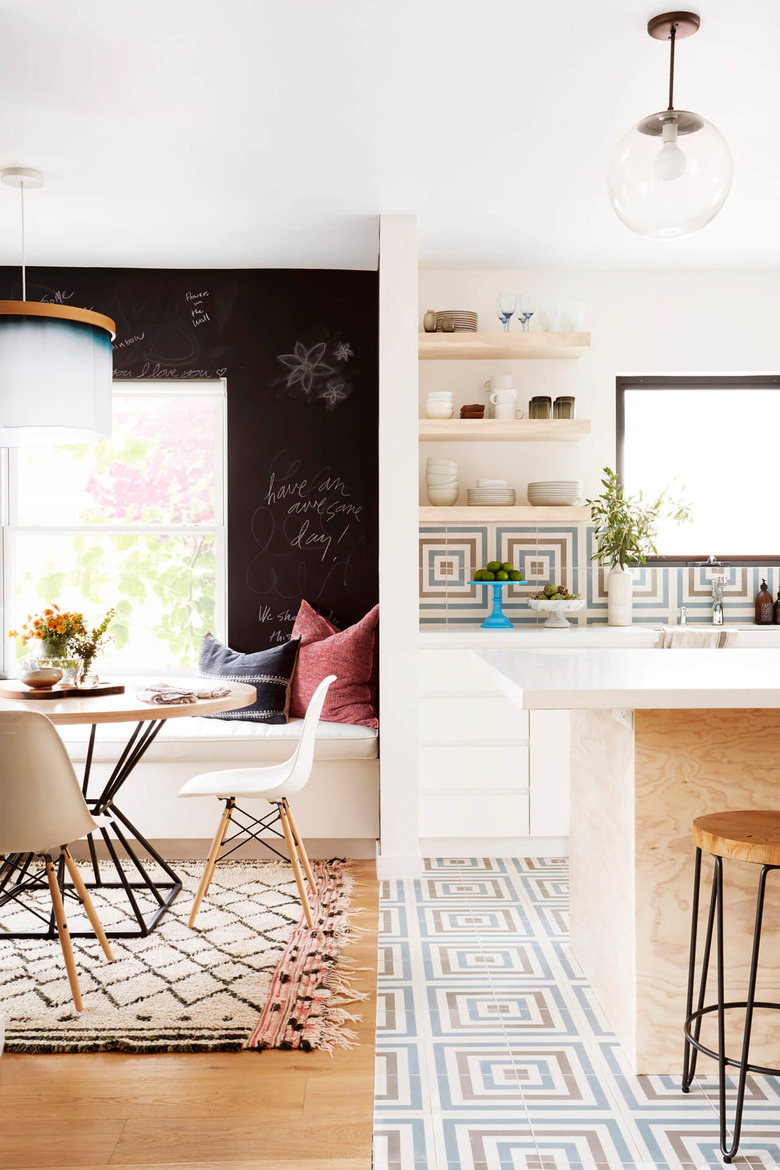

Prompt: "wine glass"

[516,293,536,333]
[496,293,516,333]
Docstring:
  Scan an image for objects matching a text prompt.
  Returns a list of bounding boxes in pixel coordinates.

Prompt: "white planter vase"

[607,566,633,626]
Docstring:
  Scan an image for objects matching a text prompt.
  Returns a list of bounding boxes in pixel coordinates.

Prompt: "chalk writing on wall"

[246,448,366,636]
[186,290,211,328]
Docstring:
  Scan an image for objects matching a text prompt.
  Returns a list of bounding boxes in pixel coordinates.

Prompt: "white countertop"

[421,625,780,649]
[476,647,780,709]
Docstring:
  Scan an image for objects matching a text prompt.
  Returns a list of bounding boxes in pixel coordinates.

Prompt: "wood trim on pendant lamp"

[0,301,116,339]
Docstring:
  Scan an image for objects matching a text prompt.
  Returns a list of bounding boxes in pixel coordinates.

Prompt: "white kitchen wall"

[418,267,780,498]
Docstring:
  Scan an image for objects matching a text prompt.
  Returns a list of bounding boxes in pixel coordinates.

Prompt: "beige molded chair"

[179,675,336,929]
[0,709,114,1010]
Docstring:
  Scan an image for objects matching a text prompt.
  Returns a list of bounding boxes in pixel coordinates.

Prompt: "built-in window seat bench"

[60,718,380,861]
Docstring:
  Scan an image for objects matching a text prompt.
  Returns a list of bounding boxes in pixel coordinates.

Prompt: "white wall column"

[377,214,422,878]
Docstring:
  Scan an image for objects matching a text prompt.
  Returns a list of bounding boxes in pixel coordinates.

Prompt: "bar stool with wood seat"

[682,810,780,1163]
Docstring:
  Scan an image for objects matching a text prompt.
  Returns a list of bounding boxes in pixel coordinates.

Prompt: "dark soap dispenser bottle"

[774,590,780,625]
[756,578,774,624]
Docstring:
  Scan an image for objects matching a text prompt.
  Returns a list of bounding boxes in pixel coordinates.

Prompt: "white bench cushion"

[60,716,379,764]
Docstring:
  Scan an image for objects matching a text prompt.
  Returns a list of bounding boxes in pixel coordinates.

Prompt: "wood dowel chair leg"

[279,803,313,928]
[283,799,318,896]
[45,859,83,1012]
[189,799,234,929]
[61,847,114,962]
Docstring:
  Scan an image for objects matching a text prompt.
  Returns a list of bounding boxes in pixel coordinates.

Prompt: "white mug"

[484,375,515,393]
[493,403,523,420]
[489,389,517,405]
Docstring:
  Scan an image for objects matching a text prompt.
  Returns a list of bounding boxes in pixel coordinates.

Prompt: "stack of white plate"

[426,457,459,506]
[527,480,584,506]
[467,482,516,506]
[436,310,478,333]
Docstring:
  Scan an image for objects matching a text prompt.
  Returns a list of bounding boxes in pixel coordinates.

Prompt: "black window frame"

[616,374,780,567]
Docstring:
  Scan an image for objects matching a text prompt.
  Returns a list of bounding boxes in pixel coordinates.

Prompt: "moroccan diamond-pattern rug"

[0,857,362,1053]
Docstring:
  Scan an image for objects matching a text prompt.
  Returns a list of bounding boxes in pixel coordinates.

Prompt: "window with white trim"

[3,381,226,675]
[617,374,780,563]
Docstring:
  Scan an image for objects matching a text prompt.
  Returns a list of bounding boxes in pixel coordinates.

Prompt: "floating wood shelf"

[419,505,591,523]
[418,331,590,360]
[419,418,590,442]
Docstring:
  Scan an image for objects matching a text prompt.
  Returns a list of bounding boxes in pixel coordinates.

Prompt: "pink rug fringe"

[247,859,366,1052]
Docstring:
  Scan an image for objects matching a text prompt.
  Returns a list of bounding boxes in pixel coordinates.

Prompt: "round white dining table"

[0,680,257,939]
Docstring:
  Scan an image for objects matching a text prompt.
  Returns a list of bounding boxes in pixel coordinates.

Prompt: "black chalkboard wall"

[0,266,379,651]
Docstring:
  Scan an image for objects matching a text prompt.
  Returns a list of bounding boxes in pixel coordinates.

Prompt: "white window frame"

[1,379,227,677]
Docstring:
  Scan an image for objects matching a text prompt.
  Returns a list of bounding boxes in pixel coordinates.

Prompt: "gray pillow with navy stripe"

[199,633,301,723]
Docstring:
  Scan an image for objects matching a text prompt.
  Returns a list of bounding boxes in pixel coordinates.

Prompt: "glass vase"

[36,641,80,684]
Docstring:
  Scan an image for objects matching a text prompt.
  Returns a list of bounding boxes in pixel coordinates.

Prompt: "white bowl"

[426,487,459,506]
[426,392,454,399]
[427,477,459,487]
[527,598,585,628]
[425,407,454,419]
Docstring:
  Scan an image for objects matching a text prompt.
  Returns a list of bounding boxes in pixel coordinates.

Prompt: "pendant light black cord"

[667,24,677,111]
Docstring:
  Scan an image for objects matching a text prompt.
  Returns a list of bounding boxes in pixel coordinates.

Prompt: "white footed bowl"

[527,598,585,628]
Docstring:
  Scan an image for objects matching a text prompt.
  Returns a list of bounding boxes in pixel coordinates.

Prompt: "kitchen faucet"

[697,555,727,625]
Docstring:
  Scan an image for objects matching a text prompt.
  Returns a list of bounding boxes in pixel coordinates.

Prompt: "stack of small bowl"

[426,457,459,506]
[425,391,454,419]
[527,480,584,507]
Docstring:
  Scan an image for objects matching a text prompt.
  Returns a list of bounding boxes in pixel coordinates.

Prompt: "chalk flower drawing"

[334,341,353,361]
[277,341,335,397]
[320,381,351,411]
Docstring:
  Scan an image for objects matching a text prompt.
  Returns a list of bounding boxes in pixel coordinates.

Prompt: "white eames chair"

[0,710,114,1010]
[179,675,336,929]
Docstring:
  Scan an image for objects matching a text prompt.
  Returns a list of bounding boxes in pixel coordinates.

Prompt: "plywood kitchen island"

[476,647,780,1074]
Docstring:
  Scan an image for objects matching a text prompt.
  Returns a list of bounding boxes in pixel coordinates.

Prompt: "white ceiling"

[0,0,776,271]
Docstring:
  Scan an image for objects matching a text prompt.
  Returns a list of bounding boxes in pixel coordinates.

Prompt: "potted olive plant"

[586,468,691,626]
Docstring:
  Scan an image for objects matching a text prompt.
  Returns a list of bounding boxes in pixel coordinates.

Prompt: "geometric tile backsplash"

[420,521,778,627]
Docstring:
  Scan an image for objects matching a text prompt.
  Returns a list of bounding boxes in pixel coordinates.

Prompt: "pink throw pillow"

[290,601,379,728]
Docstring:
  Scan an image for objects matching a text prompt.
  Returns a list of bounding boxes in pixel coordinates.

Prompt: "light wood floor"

[0,860,379,1170]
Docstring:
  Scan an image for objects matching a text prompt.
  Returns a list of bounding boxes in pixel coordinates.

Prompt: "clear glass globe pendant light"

[608,12,733,239]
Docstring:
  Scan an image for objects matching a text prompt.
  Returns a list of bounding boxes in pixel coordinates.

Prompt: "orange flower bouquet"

[9,605,116,685]
[9,605,87,657]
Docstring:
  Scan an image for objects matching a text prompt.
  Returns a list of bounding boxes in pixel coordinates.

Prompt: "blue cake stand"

[468,580,514,629]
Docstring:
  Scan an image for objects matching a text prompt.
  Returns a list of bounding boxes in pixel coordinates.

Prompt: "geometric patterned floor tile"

[418,904,534,940]
[428,986,578,1038]
[421,941,555,983]
[373,1117,436,1169]
[434,1048,614,1113]
[441,1117,641,1169]
[375,1044,426,1109]
[426,858,512,874]
[376,985,418,1037]
[373,859,776,1170]
[415,876,523,904]
[379,939,413,981]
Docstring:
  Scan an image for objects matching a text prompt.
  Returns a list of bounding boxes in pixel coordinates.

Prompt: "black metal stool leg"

[718,863,771,1163]
[683,847,720,1091]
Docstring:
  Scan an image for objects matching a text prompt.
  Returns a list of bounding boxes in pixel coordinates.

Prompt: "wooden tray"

[0,682,126,701]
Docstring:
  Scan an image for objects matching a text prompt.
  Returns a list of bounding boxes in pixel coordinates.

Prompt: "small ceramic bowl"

[20,666,64,690]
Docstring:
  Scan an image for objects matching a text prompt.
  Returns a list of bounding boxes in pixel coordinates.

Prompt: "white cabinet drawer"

[420,792,530,837]
[419,744,529,793]
[419,696,528,743]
